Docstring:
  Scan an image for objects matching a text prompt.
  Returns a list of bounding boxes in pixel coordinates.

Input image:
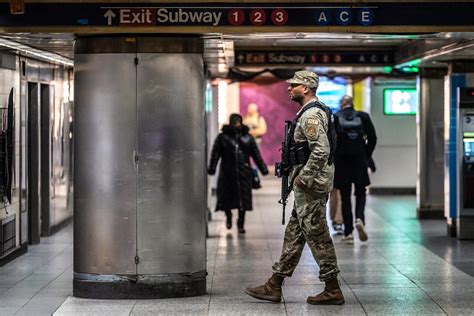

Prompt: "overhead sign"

[1,2,474,30]
[235,51,393,66]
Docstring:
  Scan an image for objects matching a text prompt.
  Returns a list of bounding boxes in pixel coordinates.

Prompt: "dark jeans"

[339,183,366,236]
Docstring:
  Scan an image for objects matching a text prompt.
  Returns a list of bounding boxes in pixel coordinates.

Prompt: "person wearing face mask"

[207,114,269,234]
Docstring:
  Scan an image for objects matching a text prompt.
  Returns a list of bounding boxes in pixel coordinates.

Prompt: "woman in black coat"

[208,114,269,234]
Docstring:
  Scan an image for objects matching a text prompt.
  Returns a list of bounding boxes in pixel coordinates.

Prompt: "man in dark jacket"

[208,113,268,234]
[334,95,377,243]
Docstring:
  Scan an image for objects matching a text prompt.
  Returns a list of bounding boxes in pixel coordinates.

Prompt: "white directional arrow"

[104,9,116,26]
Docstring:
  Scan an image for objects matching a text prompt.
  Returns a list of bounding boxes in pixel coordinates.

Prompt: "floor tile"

[53,297,135,315]
[351,285,446,315]
[2,178,474,315]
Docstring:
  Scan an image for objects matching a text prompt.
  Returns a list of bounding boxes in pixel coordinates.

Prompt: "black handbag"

[252,169,261,189]
[367,156,376,173]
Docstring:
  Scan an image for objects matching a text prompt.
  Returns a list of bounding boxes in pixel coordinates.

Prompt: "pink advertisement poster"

[240,80,300,167]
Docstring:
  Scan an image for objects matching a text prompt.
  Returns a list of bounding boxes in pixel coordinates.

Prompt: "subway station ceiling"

[1,1,474,78]
[1,31,474,77]
[205,32,474,77]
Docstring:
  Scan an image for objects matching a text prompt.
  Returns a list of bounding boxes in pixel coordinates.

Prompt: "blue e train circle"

[314,8,374,26]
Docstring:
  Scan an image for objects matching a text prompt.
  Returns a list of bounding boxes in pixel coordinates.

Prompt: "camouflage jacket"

[289,100,335,195]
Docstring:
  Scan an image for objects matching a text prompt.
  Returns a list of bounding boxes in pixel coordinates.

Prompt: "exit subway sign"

[235,51,393,66]
[1,2,474,30]
[104,6,374,27]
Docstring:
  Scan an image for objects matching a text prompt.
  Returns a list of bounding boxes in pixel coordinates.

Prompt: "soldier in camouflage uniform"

[245,71,345,305]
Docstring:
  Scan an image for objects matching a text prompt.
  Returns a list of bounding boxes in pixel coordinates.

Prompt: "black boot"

[237,210,246,234]
[225,210,232,229]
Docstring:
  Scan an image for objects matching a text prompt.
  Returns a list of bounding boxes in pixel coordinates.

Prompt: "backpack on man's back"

[335,110,365,156]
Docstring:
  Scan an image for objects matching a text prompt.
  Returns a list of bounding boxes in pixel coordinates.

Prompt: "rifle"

[275,120,293,225]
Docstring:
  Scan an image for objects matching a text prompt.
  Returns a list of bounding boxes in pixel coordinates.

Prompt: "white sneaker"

[340,234,354,244]
[333,223,344,235]
[355,219,368,242]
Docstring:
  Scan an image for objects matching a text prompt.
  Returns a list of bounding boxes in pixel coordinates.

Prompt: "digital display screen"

[383,88,418,115]
[462,88,474,98]
[464,139,474,157]
[460,88,474,109]
[317,76,347,113]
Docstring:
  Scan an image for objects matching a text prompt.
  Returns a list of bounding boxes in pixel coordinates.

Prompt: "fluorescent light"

[0,37,73,67]
[217,80,228,125]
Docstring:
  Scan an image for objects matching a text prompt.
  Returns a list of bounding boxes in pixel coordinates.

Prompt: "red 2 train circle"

[250,9,266,25]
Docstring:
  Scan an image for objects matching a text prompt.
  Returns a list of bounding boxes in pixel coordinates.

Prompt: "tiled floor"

[0,225,72,316]
[1,178,474,315]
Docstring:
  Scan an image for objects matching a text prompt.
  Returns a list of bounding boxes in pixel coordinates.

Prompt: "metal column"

[417,68,446,219]
[73,37,206,298]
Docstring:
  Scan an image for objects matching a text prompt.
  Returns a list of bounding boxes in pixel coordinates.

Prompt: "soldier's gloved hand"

[207,168,216,175]
[294,176,306,190]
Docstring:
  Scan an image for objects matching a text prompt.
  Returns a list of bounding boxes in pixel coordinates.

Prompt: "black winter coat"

[334,108,377,188]
[208,125,268,211]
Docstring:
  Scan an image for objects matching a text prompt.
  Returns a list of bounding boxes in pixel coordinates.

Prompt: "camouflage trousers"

[272,186,340,282]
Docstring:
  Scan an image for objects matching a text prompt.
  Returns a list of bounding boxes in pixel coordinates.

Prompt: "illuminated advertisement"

[317,76,347,112]
[383,88,418,115]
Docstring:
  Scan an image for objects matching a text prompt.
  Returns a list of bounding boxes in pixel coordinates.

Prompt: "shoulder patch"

[306,125,317,138]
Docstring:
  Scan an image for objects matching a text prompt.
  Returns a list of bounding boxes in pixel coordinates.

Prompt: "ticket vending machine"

[457,87,474,239]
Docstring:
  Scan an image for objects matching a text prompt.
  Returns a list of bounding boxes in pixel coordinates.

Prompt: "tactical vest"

[288,101,337,166]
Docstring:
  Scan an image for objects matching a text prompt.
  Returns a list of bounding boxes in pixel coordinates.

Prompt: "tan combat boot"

[244,274,284,302]
[307,277,345,305]
[307,288,345,305]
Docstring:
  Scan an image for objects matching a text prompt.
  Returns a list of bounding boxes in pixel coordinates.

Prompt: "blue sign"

[0,3,474,28]
[358,9,374,26]
[314,10,332,26]
[235,51,393,66]
[335,9,353,26]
